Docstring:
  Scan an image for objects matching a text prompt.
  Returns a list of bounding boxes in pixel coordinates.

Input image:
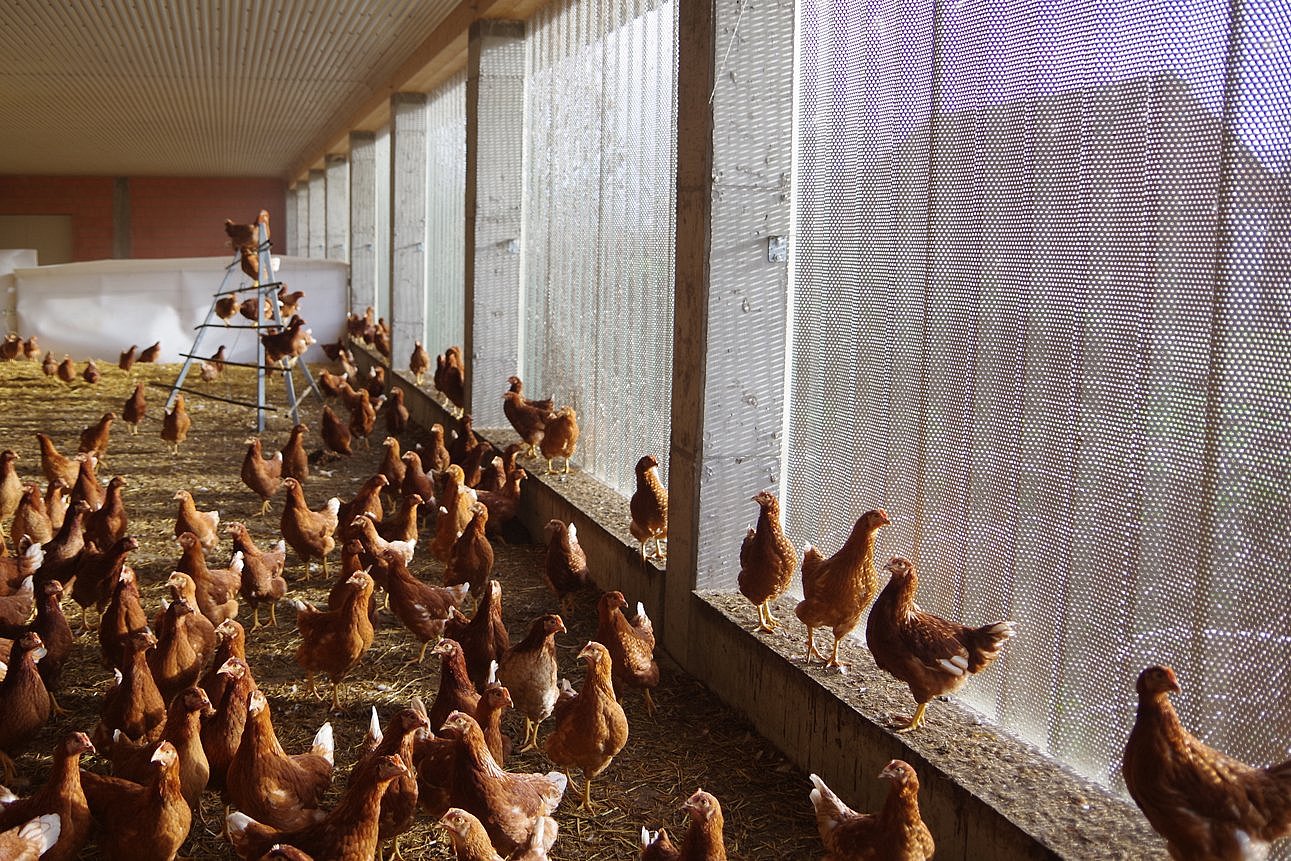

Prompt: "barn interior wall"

[0,175,286,262]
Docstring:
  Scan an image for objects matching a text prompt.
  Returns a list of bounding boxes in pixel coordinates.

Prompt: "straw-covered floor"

[0,357,820,859]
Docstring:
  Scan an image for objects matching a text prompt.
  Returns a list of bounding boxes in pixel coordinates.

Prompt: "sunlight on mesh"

[425,72,466,355]
[374,126,391,321]
[520,0,678,496]
[787,0,1291,800]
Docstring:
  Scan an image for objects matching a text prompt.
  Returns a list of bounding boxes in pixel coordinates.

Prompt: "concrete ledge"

[685,592,1164,861]
[346,339,1163,861]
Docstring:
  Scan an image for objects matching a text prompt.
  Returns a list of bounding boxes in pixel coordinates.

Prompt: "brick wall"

[0,176,115,260]
[0,175,288,261]
[130,177,287,258]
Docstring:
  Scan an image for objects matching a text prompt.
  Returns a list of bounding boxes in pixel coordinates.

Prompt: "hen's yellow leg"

[825,636,849,670]
[895,702,929,733]
[519,718,538,752]
[804,627,827,663]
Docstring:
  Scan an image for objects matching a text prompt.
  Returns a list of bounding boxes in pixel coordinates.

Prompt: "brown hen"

[595,591,660,715]
[545,641,629,810]
[226,755,406,861]
[794,508,889,670]
[498,613,566,752]
[809,762,934,861]
[226,689,334,831]
[1124,664,1291,860]
[629,454,668,562]
[0,731,93,861]
[866,556,1015,731]
[738,490,797,633]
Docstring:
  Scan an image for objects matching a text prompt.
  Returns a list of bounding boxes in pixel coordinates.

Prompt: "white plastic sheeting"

[13,256,348,365]
[1,249,39,333]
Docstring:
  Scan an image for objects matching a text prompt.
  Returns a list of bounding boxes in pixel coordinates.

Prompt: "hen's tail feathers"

[808,773,856,830]
[311,721,334,765]
[544,771,569,809]
[366,707,382,748]
[800,546,825,585]
[20,813,61,854]
[529,815,559,854]
[967,620,1017,673]
[635,602,653,633]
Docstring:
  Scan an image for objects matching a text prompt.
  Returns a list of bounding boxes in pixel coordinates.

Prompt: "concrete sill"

[347,340,1162,861]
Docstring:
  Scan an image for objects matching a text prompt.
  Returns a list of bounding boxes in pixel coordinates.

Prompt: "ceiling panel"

[0,0,464,177]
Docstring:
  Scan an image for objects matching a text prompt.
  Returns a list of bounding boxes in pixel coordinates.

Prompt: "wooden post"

[463,20,525,426]
[349,131,378,315]
[665,0,795,650]
[389,91,429,375]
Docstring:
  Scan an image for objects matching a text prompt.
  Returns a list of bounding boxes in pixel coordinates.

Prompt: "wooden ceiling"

[0,0,544,181]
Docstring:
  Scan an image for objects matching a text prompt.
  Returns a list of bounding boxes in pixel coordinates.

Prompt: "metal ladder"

[164,220,323,431]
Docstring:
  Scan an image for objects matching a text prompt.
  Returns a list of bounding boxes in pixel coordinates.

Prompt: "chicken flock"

[0,217,1277,861]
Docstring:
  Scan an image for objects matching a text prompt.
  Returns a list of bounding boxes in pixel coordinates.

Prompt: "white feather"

[225,811,254,837]
[937,657,968,676]
[19,813,60,854]
[312,721,335,765]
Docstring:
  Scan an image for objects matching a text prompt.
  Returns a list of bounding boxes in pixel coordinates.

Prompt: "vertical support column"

[292,183,308,258]
[463,20,526,427]
[349,131,378,315]
[388,92,429,374]
[285,186,298,256]
[112,177,131,259]
[665,1,795,652]
[325,154,349,262]
[308,169,326,259]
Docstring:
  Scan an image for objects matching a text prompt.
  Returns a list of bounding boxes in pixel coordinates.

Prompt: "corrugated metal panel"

[0,0,462,177]
[325,154,349,262]
[521,0,679,495]
[349,131,378,314]
[788,0,1291,800]
[425,71,467,358]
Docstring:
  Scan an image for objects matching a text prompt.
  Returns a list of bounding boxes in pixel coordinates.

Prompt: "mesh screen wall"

[425,72,467,355]
[787,0,1291,789]
[521,0,678,495]
[374,126,391,320]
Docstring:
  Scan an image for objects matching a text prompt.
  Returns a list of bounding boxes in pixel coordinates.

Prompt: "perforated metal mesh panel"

[325,155,349,262]
[425,72,467,357]
[374,126,391,320]
[307,171,326,259]
[521,0,679,495]
[788,0,1291,791]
